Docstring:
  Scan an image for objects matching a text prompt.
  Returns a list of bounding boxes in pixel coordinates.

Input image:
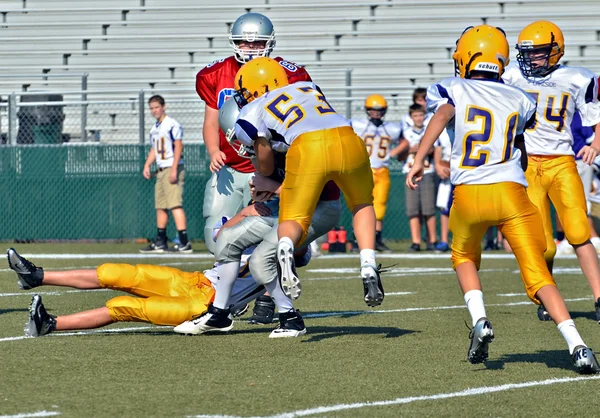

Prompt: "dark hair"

[468,70,500,81]
[409,104,426,115]
[148,95,165,106]
[412,88,427,102]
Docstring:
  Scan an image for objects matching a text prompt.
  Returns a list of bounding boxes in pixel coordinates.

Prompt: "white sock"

[557,319,586,354]
[360,249,376,268]
[212,261,240,310]
[464,289,486,327]
[265,279,294,313]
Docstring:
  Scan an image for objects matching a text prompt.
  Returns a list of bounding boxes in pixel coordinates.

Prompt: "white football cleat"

[277,242,302,300]
[173,304,233,335]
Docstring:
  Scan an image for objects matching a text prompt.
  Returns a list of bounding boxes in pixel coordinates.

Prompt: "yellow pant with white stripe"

[372,167,391,221]
[97,263,214,326]
[450,182,556,304]
[280,126,374,243]
[525,155,591,262]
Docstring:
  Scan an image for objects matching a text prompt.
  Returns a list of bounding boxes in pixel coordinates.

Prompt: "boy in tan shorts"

[141,95,191,253]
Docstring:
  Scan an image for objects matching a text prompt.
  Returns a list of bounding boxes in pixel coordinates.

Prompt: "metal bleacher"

[1,0,599,142]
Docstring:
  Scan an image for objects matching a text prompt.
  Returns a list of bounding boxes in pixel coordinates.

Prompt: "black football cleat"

[25,295,56,337]
[361,264,385,307]
[537,304,552,321]
[269,309,307,338]
[173,304,233,335]
[248,295,275,325]
[572,345,600,374]
[7,248,44,290]
[468,318,494,364]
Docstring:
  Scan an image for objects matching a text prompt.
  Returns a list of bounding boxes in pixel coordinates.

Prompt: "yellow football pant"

[97,263,215,326]
[526,155,590,262]
[280,126,374,243]
[450,183,556,304]
[372,167,391,221]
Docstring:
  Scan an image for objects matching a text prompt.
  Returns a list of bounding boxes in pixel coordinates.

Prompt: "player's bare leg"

[55,307,115,331]
[43,270,101,289]
[573,241,600,300]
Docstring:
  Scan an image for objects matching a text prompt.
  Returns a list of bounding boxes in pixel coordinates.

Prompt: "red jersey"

[196,56,312,173]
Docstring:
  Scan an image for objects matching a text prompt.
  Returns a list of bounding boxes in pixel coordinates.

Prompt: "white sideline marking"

[512,267,582,275]
[0,325,161,343]
[0,297,591,343]
[306,268,505,281]
[5,252,580,261]
[497,293,527,297]
[0,289,111,297]
[188,375,600,418]
[18,253,214,260]
[386,292,416,296]
[301,297,592,319]
[0,411,60,418]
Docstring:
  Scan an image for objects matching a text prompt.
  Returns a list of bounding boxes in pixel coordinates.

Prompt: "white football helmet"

[218,97,255,159]
[229,12,276,63]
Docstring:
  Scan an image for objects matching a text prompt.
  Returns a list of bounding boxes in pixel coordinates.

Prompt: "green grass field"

[2,243,600,417]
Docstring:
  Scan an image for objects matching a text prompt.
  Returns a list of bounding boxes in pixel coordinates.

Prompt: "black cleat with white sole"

[468,317,494,364]
[25,294,56,337]
[7,248,44,290]
[361,264,384,307]
[269,309,307,338]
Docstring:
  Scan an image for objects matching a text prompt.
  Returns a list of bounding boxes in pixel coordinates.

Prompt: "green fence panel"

[0,144,419,241]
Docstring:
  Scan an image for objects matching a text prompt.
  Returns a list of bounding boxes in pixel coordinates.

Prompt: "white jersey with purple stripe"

[502,63,600,156]
[234,82,348,152]
[427,77,536,186]
[350,119,402,169]
[149,115,184,168]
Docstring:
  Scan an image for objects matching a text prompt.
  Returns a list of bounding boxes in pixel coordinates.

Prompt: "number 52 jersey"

[427,77,537,186]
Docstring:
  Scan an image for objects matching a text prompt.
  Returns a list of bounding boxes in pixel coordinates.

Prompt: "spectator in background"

[433,129,452,252]
[402,88,433,131]
[140,95,191,253]
[398,104,437,251]
[350,94,403,252]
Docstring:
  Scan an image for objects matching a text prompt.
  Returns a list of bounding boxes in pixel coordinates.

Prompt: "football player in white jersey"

[502,21,600,322]
[350,94,403,251]
[232,57,383,308]
[406,25,600,374]
[141,95,191,253]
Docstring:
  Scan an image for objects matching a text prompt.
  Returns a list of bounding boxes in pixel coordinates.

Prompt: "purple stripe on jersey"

[435,84,455,107]
[237,118,259,141]
[585,77,595,104]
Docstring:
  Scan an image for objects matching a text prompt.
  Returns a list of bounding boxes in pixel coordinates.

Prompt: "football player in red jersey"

[197,12,312,255]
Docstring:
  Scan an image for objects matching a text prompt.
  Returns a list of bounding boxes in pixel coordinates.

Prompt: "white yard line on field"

[10,252,580,261]
[0,411,61,418]
[0,289,111,297]
[188,375,600,418]
[0,297,592,342]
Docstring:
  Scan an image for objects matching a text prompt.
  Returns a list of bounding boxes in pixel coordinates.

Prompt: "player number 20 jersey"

[235,81,349,151]
[350,119,401,169]
[427,77,536,186]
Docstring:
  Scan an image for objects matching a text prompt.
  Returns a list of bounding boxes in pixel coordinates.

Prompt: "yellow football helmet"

[233,57,289,107]
[452,25,510,80]
[364,94,387,120]
[516,20,564,77]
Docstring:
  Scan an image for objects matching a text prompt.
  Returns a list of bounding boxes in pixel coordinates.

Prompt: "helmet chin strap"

[369,117,384,127]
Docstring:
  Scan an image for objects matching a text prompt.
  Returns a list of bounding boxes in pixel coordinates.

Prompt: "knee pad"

[374,201,387,221]
[97,263,138,289]
[106,296,146,323]
[214,227,246,263]
[563,208,591,246]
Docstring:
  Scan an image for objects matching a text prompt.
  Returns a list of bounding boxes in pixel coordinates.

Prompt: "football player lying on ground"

[7,220,311,337]
[406,24,600,374]
[173,98,342,338]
